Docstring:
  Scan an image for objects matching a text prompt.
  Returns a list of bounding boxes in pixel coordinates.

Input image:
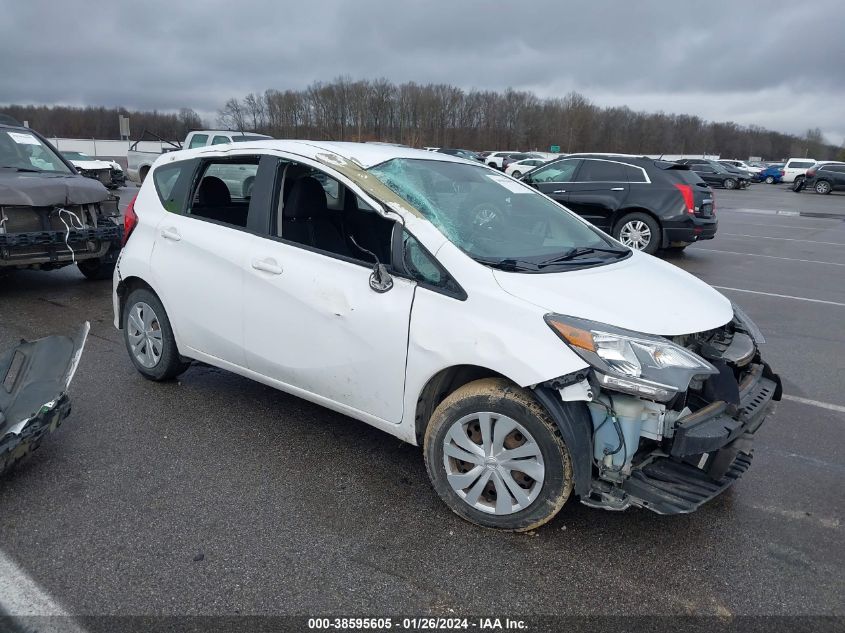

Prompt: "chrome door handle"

[552,189,566,194]
[610,187,625,191]
[251,258,283,275]
[160,227,181,241]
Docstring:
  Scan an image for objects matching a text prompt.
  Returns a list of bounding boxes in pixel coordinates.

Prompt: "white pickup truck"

[126,130,271,183]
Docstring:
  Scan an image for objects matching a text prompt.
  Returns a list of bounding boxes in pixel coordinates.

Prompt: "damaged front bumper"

[0,199,122,270]
[0,323,89,476]
[538,318,782,516]
[611,362,781,514]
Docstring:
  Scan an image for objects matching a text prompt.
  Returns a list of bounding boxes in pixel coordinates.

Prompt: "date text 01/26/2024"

[307,617,528,630]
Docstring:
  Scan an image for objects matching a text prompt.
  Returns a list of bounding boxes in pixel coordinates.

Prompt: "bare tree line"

[3,78,842,161]
[219,78,842,161]
[0,104,203,143]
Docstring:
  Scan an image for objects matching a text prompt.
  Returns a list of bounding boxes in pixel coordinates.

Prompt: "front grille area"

[1,204,104,234]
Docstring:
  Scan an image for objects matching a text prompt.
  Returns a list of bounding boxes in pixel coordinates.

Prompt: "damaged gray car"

[0,118,122,280]
[0,324,89,476]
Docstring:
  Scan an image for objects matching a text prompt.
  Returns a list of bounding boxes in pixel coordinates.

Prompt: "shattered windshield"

[368,158,628,271]
[0,130,72,173]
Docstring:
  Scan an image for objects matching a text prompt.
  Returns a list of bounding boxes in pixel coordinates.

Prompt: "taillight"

[778,170,784,176]
[674,183,695,214]
[807,168,817,177]
[122,194,138,246]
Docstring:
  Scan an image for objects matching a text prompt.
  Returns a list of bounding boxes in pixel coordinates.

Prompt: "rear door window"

[211,135,231,145]
[578,159,627,182]
[187,156,260,228]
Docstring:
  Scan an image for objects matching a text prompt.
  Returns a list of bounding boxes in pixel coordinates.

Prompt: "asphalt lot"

[0,182,843,620]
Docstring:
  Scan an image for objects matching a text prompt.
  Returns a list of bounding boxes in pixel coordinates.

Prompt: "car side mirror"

[348,235,394,293]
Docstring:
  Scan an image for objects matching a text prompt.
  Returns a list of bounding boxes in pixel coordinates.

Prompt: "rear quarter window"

[788,160,815,169]
[153,161,192,213]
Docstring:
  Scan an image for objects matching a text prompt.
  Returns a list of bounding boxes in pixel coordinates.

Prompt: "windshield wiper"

[538,246,629,266]
[0,165,42,173]
[473,257,541,272]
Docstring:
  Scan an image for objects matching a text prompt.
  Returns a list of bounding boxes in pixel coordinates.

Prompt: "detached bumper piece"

[0,395,71,475]
[0,323,89,477]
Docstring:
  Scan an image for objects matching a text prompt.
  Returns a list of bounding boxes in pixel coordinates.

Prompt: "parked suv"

[796,162,845,194]
[521,153,716,254]
[114,141,780,530]
[0,120,122,279]
[781,157,817,184]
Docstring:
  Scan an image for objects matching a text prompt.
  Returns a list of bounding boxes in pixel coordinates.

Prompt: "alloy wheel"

[126,301,163,368]
[442,412,545,515]
[618,220,652,250]
[815,181,831,194]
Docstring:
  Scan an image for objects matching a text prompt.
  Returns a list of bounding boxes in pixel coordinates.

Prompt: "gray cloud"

[1,0,842,144]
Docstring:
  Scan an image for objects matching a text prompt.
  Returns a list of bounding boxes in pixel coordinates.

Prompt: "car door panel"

[242,235,416,424]
[151,213,247,366]
[562,183,628,230]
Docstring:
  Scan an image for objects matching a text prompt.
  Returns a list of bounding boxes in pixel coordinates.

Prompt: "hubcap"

[618,220,652,250]
[442,412,545,515]
[127,301,163,368]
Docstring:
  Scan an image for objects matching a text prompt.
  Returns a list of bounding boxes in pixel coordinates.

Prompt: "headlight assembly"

[545,314,718,401]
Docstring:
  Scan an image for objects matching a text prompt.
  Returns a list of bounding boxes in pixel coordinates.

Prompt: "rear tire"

[765,176,775,184]
[512,170,522,178]
[77,258,115,281]
[724,178,737,190]
[613,212,660,255]
[792,177,805,192]
[815,180,832,194]
[423,378,573,531]
[123,288,189,381]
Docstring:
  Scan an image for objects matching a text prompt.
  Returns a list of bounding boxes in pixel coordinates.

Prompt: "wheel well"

[414,365,510,444]
[115,276,158,328]
[139,165,150,182]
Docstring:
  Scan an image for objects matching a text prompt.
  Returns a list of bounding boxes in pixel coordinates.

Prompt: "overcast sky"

[1,0,842,144]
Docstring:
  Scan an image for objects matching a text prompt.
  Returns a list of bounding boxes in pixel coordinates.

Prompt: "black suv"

[676,159,749,190]
[520,153,716,254]
[799,162,845,194]
[0,118,122,278]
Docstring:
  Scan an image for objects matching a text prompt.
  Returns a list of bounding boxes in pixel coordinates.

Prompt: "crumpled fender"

[0,323,89,475]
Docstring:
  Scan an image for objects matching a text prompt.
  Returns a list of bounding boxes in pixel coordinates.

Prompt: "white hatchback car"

[113,141,781,530]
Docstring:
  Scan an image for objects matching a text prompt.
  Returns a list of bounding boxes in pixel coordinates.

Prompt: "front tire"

[123,288,189,381]
[512,170,522,178]
[724,178,737,190]
[613,212,660,254]
[423,378,573,531]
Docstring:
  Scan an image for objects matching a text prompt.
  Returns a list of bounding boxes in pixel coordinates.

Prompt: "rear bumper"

[663,219,718,246]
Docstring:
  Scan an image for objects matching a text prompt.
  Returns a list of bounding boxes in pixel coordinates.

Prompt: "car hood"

[71,159,113,170]
[0,170,109,206]
[492,251,734,336]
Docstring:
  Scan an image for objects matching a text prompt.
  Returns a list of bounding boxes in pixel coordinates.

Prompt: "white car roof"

[161,140,474,169]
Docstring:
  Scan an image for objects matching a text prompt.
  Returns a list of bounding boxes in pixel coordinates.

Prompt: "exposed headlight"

[544,314,718,401]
